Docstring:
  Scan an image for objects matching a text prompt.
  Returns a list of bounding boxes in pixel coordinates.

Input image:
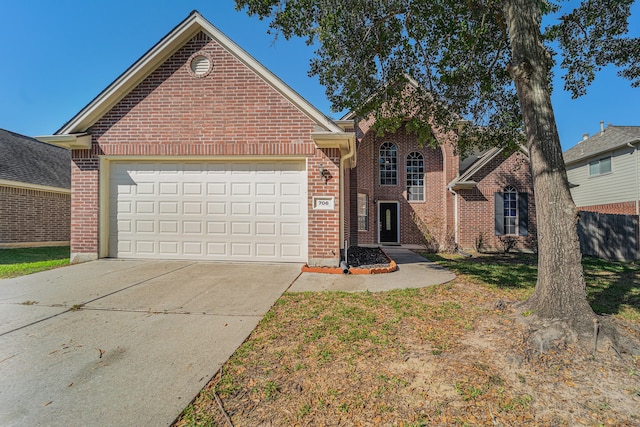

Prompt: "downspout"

[629,141,640,216]
[339,136,357,269]
[448,187,459,250]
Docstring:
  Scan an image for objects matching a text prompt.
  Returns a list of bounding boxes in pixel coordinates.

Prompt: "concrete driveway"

[0,260,301,427]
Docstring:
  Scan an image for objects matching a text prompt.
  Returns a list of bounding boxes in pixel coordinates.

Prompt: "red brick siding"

[355,123,450,247]
[308,149,341,264]
[354,120,537,252]
[70,154,99,255]
[457,150,537,252]
[0,186,70,244]
[578,201,637,215]
[72,31,340,265]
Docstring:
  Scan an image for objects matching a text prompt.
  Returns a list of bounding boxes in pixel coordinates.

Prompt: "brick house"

[0,129,70,247]
[38,11,536,264]
[38,11,354,265]
[351,116,537,253]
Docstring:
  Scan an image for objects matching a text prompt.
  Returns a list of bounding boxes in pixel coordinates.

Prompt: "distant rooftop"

[0,128,70,189]
[563,124,640,164]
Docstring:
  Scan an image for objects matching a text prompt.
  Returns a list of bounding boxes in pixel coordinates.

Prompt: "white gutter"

[628,140,640,216]
[311,129,356,253]
[448,187,459,248]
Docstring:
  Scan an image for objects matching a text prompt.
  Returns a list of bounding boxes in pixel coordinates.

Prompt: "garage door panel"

[159,221,178,233]
[231,202,251,215]
[159,241,179,254]
[281,203,301,216]
[182,202,203,215]
[109,161,307,262]
[207,182,226,195]
[207,202,226,215]
[256,203,276,216]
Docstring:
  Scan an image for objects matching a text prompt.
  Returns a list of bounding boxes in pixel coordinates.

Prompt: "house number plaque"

[313,196,335,210]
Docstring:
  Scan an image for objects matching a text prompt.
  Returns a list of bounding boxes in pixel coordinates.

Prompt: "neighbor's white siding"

[567,145,638,207]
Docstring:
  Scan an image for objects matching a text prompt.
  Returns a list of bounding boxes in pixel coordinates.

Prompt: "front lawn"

[432,253,640,322]
[175,252,640,426]
[0,246,70,279]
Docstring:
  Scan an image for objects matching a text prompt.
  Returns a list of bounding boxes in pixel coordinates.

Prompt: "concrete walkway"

[289,247,455,292]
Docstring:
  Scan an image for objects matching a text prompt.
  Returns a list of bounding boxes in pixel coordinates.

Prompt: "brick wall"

[0,186,70,245]
[578,201,637,216]
[354,120,537,252]
[72,31,341,265]
[355,123,451,248]
[457,150,537,252]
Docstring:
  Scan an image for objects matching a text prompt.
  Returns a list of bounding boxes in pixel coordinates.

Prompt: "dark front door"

[379,202,399,243]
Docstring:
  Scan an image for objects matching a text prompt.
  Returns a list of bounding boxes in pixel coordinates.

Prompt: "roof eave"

[36,133,90,149]
[565,138,640,166]
[447,180,478,190]
[312,131,355,152]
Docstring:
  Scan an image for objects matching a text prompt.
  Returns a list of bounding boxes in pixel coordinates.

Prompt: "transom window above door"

[379,142,398,185]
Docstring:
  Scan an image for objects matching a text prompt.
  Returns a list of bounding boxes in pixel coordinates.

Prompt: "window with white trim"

[357,193,368,231]
[494,187,528,237]
[379,142,398,185]
[406,152,424,201]
[589,156,612,176]
[503,186,517,235]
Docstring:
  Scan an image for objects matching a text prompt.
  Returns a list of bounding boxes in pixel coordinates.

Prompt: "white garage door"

[108,161,308,262]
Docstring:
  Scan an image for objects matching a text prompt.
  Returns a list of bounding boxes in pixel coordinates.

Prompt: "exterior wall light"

[319,164,330,184]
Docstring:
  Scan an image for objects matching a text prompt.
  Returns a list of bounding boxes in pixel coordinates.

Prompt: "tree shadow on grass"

[428,253,537,291]
[428,253,640,319]
[582,257,640,318]
[0,246,70,265]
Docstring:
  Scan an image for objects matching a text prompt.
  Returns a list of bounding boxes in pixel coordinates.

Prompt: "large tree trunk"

[503,0,596,333]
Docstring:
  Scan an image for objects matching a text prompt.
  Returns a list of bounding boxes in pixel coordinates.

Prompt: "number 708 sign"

[312,197,335,210]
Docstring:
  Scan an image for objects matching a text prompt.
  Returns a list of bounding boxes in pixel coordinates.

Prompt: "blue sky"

[0,1,637,151]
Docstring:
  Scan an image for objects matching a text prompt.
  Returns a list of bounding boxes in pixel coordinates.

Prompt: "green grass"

[429,253,640,321]
[0,246,70,279]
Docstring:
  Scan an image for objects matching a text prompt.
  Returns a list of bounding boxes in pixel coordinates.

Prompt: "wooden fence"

[577,211,639,261]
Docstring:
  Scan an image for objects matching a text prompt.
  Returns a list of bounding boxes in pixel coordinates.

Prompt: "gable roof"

[49,10,343,137]
[563,125,640,165]
[447,147,503,190]
[0,129,70,190]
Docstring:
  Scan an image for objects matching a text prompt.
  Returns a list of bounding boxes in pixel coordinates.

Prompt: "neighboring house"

[351,117,537,253]
[0,129,70,247]
[564,123,640,215]
[37,11,536,265]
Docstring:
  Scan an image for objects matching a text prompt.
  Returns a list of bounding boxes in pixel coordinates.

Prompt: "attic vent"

[189,53,213,78]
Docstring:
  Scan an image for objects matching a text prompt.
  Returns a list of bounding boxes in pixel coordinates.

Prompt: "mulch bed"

[301,246,396,274]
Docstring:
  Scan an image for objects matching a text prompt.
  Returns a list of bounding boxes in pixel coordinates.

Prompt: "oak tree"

[236,0,639,343]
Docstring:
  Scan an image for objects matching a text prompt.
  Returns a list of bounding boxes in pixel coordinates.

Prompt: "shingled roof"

[563,125,640,165]
[0,128,70,189]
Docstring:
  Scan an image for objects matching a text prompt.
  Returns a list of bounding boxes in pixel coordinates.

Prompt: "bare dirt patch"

[175,255,640,426]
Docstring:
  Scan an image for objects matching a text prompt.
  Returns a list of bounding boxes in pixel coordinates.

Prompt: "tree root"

[511,304,640,364]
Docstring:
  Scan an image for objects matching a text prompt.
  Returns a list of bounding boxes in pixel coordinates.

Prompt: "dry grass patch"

[175,254,640,426]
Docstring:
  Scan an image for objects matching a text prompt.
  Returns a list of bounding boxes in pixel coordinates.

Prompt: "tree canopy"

[236,0,638,154]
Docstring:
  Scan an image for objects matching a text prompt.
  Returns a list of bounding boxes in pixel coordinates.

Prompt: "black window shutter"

[494,192,504,235]
[518,193,529,236]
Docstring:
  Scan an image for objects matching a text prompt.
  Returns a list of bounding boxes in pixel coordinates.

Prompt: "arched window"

[379,142,397,185]
[503,186,518,234]
[406,152,424,201]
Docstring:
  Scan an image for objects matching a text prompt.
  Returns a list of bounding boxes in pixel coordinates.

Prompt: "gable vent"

[189,54,212,77]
